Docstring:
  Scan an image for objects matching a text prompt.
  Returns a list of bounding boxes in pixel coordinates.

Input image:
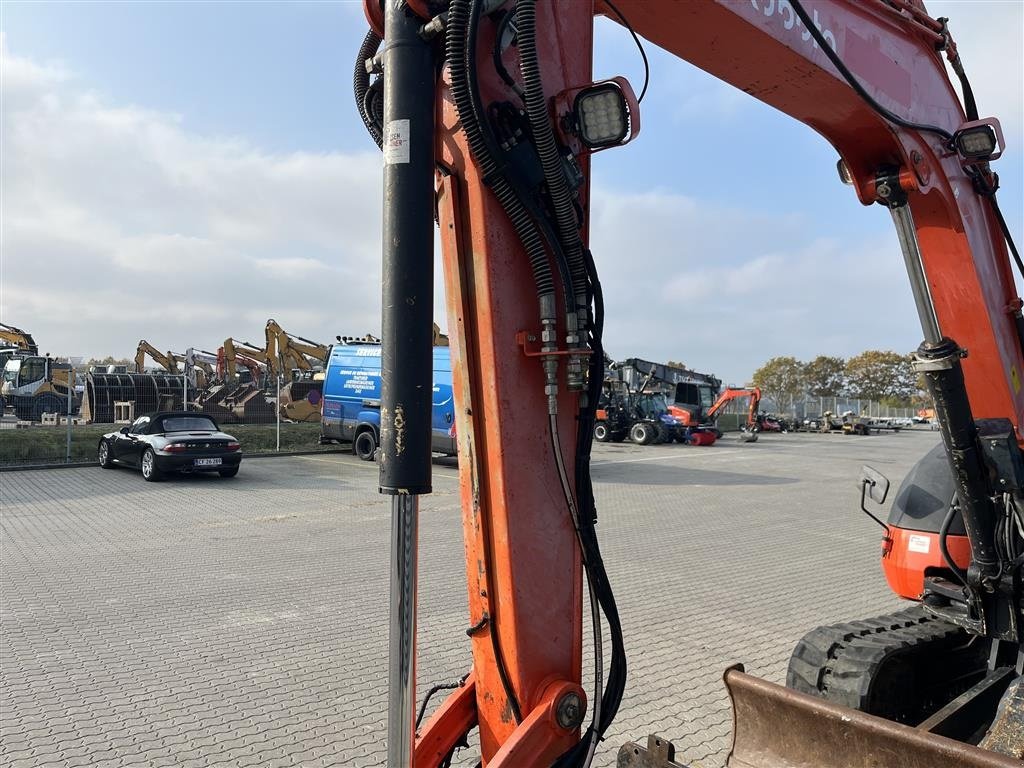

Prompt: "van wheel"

[354,429,378,461]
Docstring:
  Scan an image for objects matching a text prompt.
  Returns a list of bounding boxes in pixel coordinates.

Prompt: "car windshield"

[161,416,218,433]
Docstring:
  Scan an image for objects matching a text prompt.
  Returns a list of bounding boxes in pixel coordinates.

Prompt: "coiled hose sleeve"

[517,0,588,312]
[354,30,383,149]
[447,0,556,314]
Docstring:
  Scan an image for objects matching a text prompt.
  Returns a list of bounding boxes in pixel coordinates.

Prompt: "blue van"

[320,344,457,461]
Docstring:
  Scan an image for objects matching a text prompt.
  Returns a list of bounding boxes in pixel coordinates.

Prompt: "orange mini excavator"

[355,0,1023,765]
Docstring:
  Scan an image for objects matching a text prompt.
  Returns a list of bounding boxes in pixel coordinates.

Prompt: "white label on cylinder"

[384,119,410,164]
[908,534,931,554]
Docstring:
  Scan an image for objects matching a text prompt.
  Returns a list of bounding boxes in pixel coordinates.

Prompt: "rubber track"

[786,606,981,723]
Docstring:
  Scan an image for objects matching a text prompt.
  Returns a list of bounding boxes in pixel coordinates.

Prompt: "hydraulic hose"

[354,30,383,149]
[517,0,587,298]
[446,0,556,312]
[517,0,589,387]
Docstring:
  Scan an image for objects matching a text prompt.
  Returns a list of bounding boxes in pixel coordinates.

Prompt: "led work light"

[558,77,641,151]
[575,84,630,147]
[950,118,1004,163]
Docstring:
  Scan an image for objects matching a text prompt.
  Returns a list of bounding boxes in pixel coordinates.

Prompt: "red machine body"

[361,0,1024,765]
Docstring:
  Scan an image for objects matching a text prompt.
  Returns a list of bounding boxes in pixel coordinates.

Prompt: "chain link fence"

[1,371,336,468]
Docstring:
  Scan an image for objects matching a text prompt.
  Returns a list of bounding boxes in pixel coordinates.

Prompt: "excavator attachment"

[617,667,1020,768]
[724,666,1019,768]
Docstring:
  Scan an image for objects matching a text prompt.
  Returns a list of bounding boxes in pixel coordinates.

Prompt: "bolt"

[876,182,892,199]
[555,692,585,729]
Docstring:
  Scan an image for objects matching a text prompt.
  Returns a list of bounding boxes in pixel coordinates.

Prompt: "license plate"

[195,458,222,467]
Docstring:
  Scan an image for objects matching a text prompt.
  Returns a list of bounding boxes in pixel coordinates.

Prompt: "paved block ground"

[0,430,938,767]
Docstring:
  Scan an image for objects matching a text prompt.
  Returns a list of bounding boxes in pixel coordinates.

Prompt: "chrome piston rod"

[888,200,941,344]
[387,494,420,766]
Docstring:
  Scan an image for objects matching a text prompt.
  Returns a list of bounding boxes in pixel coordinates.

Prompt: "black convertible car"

[98,411,242,481]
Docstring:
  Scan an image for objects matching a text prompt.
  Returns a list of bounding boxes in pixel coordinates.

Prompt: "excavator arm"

[359,1,1024,766]
[220,338,269,383]
[706,387,763,428]
[134,340,180,375]
[0,323,38,355]
[265,319,331,373]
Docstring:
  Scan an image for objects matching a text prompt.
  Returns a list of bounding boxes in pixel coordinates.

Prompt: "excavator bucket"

[617,667,1020,768]
[723,667,1020,768]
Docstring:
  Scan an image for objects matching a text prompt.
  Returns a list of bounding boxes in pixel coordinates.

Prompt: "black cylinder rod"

[917,337,1000,583]
[379,1,436,496]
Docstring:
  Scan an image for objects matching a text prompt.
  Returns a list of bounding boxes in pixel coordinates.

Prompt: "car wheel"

[354,429,378,462]
[630,422,653,445]
[219,466,240,478]
[594,423,610,442]
[98,440,114,469]
[141,449,163,482]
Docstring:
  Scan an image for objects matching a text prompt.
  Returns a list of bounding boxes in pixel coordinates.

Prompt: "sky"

[1,1,1021,386]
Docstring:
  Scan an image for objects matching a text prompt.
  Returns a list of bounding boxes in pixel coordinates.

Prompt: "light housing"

[950,118,1004,163]
[557,76,641,152]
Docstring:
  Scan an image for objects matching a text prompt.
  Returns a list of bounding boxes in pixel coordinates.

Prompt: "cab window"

[18,358,45,386]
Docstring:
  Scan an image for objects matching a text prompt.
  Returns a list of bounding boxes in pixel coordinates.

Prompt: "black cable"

[415,676,469,730]
[601,0,649,103]
[937,18,979,121]
[788,1,1023,308]
[788,0,951,141]
[939,499,968,587]
[492,9,525,98]
[973,169,1024,282]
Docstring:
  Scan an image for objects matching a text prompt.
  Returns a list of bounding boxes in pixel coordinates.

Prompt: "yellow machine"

[1,354,75,421]
[134,340,180,375]
[220,338,270,385]
[264,320,333,422]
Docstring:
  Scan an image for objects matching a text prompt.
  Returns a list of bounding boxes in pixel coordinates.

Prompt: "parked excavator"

[693,386,764,442]
[357,0,1024,766]
[264,320,333,421]
[219,338,269,386]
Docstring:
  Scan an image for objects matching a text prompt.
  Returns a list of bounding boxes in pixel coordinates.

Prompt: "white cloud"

[1,38,387,360]
[590,187,922,383]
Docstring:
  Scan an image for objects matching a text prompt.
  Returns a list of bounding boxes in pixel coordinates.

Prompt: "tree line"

[751,352,922,412]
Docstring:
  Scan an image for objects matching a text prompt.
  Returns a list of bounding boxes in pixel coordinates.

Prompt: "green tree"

[752,356,805,413]
[803,355,846,397]
[845,351,916,402]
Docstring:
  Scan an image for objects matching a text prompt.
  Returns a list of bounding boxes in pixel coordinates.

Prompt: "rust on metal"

[724,666,1021,768]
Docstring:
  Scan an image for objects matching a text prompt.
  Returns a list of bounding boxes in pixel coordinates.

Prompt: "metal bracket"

[617,735,689,768]
[515,331,593,359]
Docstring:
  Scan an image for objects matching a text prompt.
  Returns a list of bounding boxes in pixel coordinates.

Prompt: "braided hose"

[354,30,383,149]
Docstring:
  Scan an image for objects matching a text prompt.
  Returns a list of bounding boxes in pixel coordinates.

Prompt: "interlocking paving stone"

[1,431,934,766]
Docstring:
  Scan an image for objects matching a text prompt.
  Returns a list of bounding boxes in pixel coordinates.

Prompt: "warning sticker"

[384,119,410,165]
[908,534,931,554]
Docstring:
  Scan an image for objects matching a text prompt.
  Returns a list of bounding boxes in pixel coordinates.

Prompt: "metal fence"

[763,396,920,421]
[1,372,336,468]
